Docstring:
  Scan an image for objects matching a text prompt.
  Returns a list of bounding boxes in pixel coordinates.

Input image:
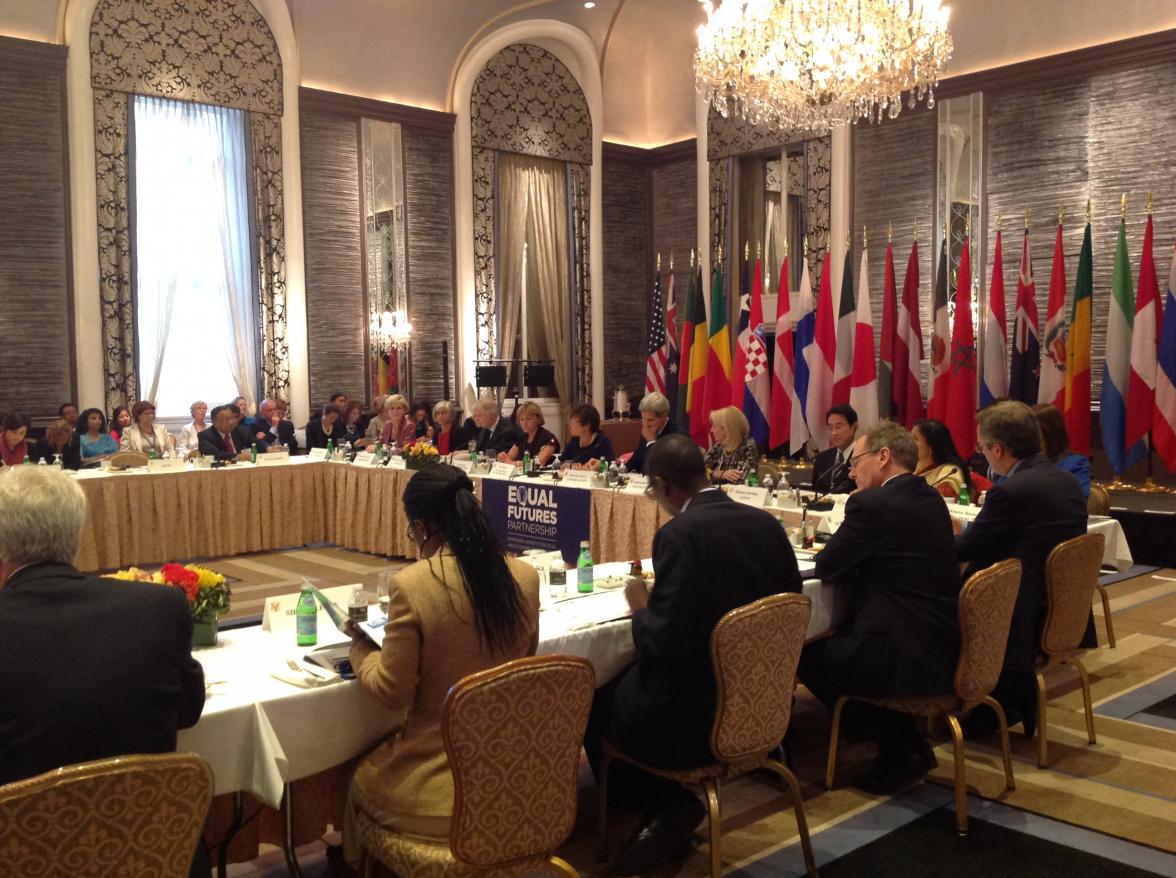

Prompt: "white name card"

[307,448,329,460]
[387,455,407,470]
[622,476,650,495]
[728,486,768,507]
[147,458,187,472]
[262,583,359,635]
[558,469,592,488]
[257,451,290,466]
[452,459,473,473]
[489,462,517,480]
[352,451,376,468]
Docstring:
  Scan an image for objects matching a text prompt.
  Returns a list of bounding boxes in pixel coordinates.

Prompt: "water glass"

[376,571,393,618]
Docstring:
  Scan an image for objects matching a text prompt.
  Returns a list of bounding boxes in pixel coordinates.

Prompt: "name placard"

[452,459,473,474]
[256,451,290,466]
[489,462,517,480]
[622,476,650,495]
[307,448,329,460]
[728,486,768,507]
[559,469,592,488]
[352,451,376,468]
[147,458,187,472]
[262,583,359,635]
[387,455,407,470]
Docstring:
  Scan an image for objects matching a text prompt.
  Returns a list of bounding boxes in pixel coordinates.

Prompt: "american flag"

[645,271,668,394]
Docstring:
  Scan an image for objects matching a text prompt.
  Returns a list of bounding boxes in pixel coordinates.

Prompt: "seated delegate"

[627,391,687,475]
[1033,403,1091,501]
[912,418,976,500]
[0,412,30,467]
[306,403,348,450]
[340,464,539,865]
[561,404,614,469]
[704,406,760,483]
[119,401,175,457]
[77,408,119,460]
[198,405,252,462]
[33,419,81,470]
[500,400,559,467]
[811,404,858,494]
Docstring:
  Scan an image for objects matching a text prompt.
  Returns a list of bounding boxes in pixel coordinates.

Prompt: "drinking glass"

[376,571,392,619]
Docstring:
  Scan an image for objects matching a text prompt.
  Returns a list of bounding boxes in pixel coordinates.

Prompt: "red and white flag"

[1127,215,1161,452]
[893,240,925,427]
[769,255,802,451]
[1038,223,1068,408]
[926,241,950,420]
[848,247,879,427]
[806,253,836,450]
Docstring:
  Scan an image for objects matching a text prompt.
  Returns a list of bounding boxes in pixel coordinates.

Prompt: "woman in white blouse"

[176,400,208,456]
[119,401,175,457]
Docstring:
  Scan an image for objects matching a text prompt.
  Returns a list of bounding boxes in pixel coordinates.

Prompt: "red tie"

[224,433,236,455]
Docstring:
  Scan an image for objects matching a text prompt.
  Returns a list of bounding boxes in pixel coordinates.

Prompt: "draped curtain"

[496,153,572,403]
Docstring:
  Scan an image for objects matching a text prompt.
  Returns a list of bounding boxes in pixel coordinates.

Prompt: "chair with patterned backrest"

[1036,532,1105,768]
[598,593,817,878]
[356,655,595,878]
[1086,485,1116,649]
[825,559,1022,836]
[0,752,213,877]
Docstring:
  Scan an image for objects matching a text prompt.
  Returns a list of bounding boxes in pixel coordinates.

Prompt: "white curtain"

[496,153,571,402]
[133,95,258,416]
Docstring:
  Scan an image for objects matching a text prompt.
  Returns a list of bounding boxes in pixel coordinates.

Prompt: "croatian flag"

[1126,215,1160,456]
[1153,244,1176,473]
[981,230,1008,407]
[793,257,817,451]
[743,259,771,446]
[1101,218,1145,474]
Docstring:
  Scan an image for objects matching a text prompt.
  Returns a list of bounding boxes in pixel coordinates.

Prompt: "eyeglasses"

[849,449,879,467]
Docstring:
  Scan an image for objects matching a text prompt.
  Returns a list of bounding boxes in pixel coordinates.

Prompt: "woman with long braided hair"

[342,464,539,859]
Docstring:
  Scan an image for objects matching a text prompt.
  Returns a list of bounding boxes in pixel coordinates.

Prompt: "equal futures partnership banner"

[481,479,591,564]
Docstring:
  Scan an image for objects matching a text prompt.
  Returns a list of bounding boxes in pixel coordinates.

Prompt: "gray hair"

[639,392,670,417]
[0,467,87,565]
[475,397,500,416]
[433,400,454,419]
[189,400,207,416]
[861,421,918,472]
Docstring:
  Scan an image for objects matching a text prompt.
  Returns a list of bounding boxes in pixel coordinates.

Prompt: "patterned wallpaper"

[602,153,650,400]
[706,106,818,162]
[470,43,591,165]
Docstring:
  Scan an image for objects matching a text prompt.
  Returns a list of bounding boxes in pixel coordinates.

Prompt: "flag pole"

[1139,191,1168,493]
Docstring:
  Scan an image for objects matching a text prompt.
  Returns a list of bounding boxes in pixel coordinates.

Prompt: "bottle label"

[296,613,317,637]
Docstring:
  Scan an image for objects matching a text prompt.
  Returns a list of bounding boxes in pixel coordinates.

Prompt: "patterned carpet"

[195,549,1176,876]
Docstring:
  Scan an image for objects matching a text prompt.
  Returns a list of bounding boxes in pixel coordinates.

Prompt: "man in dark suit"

[0,466,205,785]
[469,398,520,456]
[198,405,251,461]
[627,391,689,475]
[271,399,298,452]
[956,400,1087,736]
[799,421,961,793]
[810,403,858,493]
[586,434,801,874]
[305,402,348,450]
[244,398,282,451]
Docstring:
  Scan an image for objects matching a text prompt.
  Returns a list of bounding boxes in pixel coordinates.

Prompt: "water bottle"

[373,441,384,465]
[576,541,594,593]
[326,438,334,460]
[296,585,318,646]
[250,442,258,463]
[607,461,619,486]
[549,560,567,599]
[523,450,532,474]
[746,469,758,487]
[957,482,971,507]
[617,457,628,478]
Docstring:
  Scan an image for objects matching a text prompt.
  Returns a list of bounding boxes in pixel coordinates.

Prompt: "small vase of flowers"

[406,442,441,470]
[110,563,231,648]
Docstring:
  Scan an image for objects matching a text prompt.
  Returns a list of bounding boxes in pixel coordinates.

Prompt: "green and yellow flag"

[1064,221,1092,454]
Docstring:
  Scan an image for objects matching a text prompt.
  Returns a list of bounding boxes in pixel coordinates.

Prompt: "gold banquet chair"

[824,559,1022,836]
[1036,532,1106,768]
[0,752,214,878]
[598,593,818,878]
[1085,484,1117,648]
[356,655,595,878]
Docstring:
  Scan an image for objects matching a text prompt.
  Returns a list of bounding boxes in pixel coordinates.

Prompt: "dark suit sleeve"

[631,526,698,665]
[166,591,205,730]
[813,492,877,584]
[197,430,231,461]
[954,483,1017,562]
[487,423,520,455]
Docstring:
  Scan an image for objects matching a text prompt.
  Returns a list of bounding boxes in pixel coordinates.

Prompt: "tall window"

[132,95,258,417]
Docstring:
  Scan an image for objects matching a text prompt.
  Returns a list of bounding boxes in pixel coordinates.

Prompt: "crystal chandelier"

[371,308,413,354]
[695,0,953,133]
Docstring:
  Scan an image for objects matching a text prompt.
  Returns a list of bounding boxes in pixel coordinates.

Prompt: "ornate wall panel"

[90,0,282,115]
[0,40,74,421]
[89,0,286,410]
[570,163,592,401]
[472,147,497,364]
[803,137,832,286]
[299,109,365,406]
[404,127,457,404]
[852,106,936,399]
[602,153,649,400]
[709,157,730,272]
[986,59,1176,404]
[470,44,591,165]
[706,106,816,162]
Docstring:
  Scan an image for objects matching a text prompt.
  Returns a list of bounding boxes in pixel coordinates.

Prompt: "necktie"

[225,433,236,455]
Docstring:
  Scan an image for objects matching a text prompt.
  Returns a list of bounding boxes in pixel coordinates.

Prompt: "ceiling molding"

[299,87,455,132]
[602,137,696,167]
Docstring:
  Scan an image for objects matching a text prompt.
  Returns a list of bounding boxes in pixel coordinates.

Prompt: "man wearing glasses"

[812,404,859,494]
[956,400,1087,738]
[798,421,960,794]
[586,434,799,874]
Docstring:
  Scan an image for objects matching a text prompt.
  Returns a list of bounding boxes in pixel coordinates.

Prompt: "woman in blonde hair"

[378,394,416,448]
[499,400,559,467]
[705,406,760,483]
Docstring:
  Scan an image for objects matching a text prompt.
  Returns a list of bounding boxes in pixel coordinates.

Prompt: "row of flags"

[644,215,1176,475]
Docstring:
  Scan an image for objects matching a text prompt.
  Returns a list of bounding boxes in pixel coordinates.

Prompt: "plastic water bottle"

[746,469,759,487]
[296,585,318,646]
[250,442,258,463]
[523,450,532,474]
[617,457,628,478]
[607,461,619,486]
[576,541,594,593]
[957,482,971,507]
[326,438,334,460]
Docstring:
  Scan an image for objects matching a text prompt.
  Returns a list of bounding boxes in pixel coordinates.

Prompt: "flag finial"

[996,213,1003,232]
[744,241,750,261]
[1119,193,1126,220]
[1058,206,1065,226]
[803,235,809,257]
[717,245,724,265]
[1024,207,1029,229]
[1148,192,1153,215]
[965,210,972,237]
[846,228,853,248]
[888,221,893,244]
[783,238,789,258]
[656,252,661,272]
[669,252,674,270]
[690,248,696,268]
[756,241,762,260]
[862,225,868,248]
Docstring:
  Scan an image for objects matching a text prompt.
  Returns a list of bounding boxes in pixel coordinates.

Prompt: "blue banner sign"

[481,479,591,564]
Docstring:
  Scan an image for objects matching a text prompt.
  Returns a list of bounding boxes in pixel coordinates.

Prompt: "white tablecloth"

[179,555,843,807]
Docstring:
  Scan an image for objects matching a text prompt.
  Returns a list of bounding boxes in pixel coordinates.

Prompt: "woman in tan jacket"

[343,464,540,857]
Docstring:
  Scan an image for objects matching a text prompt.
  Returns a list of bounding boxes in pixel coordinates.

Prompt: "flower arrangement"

[109,563,231,644]
[405,442,441,468]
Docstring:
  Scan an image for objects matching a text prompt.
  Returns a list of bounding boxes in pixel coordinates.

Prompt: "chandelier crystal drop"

[694,0,953,133]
